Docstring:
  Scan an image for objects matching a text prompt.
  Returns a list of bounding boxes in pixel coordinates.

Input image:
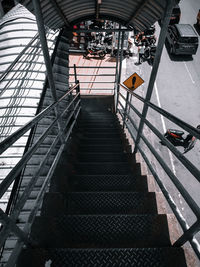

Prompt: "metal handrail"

[0,81,81,265]
[120,84,200,139]
[0,97,81,248]
[0,84,79,197]
[117,84,200,258]
[118,91,200,183]
[0,84,78,155]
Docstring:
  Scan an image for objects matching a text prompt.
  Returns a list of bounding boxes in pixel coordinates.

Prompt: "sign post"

[122,72,144,128]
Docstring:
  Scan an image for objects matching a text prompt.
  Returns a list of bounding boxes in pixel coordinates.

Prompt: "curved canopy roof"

[18,0,179,32]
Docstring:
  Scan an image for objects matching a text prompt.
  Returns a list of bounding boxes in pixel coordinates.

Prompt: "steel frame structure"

[0,0,200,265]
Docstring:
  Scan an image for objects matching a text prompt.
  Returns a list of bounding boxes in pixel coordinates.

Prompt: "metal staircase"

[16,98,187,266]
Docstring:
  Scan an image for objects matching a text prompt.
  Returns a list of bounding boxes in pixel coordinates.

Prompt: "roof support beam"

[32,0,64,142]
[95,0,102,20]
[134,0,175,153]
[49,0,71,27]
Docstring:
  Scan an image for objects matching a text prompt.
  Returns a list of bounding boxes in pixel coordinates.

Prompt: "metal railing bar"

[0,119,58,199]
[174,220,200,247]
[118,109,200,257]
[0,136,60,248]
[69,74,116,77]
[120,84,200,139]
[27,107,81,228]
[69,28,131,33]
[69,66,116,69]
[118,104,200,217]
[135,135,200,259]
[119,91,200,183]
[61,95,80,119]
[78,82,115,83]
[0,84,78,155]
[0,209,30,248]
[5,107,81,267]
[80,88,114,90]
[125,112,200,218]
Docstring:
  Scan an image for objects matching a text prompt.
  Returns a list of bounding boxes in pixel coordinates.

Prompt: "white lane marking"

[183,61,195,84]
[154,81,177,176]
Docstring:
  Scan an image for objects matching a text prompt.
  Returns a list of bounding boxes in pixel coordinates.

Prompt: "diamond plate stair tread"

[78,153,128,162]
[84,132,121,138]
[70,175,148,191]
[41,192,157,216]
[17,248,187,267]
[75,162,131,175]
[31,214,170,248]
[78,128,120,133]
[66,192,158,214]
[78,138,123,145]
[78,122,119,127]
[78,145,124,153]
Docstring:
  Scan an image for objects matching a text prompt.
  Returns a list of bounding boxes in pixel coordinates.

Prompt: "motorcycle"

[83,42,106,59]
[134,32,156,46]
[139,44,156,65]
[162,128,199,153]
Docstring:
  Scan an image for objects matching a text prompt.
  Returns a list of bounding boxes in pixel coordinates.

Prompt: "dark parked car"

[166,24,199,55]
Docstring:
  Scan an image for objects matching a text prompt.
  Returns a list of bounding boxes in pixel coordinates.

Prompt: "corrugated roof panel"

[18,0,176,31]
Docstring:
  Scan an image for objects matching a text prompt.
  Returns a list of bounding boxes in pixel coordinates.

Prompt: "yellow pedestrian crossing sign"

[123,72,144,91]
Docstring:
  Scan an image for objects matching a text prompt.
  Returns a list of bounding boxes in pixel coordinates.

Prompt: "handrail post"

[122,91,130,129]
[173,220,200,247]
[32,0,64,143]
[116,30,125,112]
[114,25,121,112]
[74,64,78,84]
[134,0,175,153]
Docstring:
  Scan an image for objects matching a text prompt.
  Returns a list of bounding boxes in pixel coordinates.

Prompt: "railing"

[69,65,116,95]
[0,82,81,265]
[117,83,200,259]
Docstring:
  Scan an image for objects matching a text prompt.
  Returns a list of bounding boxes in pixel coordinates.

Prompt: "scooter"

[162,128,198,153]
[134,33,156,46]
[83,42,106,59]
[139,44,156,65]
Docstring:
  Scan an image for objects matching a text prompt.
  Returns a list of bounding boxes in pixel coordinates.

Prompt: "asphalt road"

[124,0,200,232]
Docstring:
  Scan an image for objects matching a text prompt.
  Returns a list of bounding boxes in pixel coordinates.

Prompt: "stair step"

[75,162,130,175]
[70,175,148,192]
[78,153,127,162]
[42,192,158,215]
[79,138,122,145]
[78,124,118,129]
[78,128,119,133]
[31,214,171,248]
[84,132,121,138]
[17,247,187,267]
[79,144,124,153]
